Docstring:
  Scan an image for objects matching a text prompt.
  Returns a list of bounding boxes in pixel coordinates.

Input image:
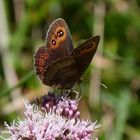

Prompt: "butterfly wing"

[42,56,79,89]
[72,35,100,75]
[46,18,74,60]
[34,18,100,89]
[33,46,53,80]
[34,18,74,84]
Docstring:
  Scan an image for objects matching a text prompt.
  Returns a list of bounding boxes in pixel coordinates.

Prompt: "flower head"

[39,92,80,119]
[2,92,101,140]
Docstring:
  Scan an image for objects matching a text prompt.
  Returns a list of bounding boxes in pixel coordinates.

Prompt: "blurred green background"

[0,0,140,140]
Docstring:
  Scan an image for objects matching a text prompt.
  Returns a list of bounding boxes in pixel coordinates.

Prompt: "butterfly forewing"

[46,18,74,59]
[72,35,100,75]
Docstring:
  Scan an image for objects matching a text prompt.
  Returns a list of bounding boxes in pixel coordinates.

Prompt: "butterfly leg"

[66,89,80,99]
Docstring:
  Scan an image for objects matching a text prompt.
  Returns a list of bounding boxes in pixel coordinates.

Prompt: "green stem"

[0,71,34,97]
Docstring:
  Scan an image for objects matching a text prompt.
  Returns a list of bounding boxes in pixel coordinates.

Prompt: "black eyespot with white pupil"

[86,43,92,49]
[52,39,56,45]
[57,30,64,37]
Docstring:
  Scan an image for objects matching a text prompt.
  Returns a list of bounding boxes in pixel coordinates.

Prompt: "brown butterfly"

[34,18,100,89]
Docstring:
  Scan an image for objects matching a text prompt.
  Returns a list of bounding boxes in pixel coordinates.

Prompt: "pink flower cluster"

[40,92,80,119]
[3,92,101,140]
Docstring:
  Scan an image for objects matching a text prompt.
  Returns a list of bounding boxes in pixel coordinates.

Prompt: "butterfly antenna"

[99,82,107,89]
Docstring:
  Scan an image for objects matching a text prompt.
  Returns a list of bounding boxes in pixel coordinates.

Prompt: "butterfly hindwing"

[43,56,79,89]
[33,46,53,80]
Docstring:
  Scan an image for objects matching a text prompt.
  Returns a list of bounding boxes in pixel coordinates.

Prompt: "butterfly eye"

[52,39,56,45]
[57,29,64,37]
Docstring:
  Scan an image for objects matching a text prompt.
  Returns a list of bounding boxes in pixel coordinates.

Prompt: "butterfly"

[34,18,100,89]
